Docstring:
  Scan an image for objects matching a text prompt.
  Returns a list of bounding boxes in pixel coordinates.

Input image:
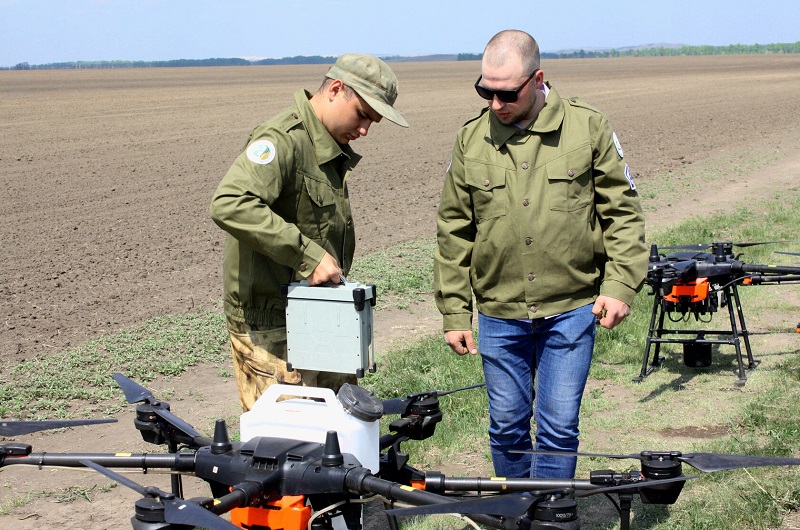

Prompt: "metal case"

[284,281,377,377]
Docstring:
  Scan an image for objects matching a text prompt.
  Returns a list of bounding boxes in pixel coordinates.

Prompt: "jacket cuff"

[599,280,638,306]
[296,240,326,279]
[442,313,473,332]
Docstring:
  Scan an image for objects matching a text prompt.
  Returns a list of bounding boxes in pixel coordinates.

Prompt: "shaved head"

[483,30,540,74]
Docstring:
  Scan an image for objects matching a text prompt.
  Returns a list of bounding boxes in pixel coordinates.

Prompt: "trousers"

[477,304,595,478]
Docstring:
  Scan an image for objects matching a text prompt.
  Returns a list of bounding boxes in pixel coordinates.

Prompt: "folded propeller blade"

[0,418,117,437]
[511,449,800,473]
[80,459,238,530]
[382,383,485,415]
[112,373,203,439]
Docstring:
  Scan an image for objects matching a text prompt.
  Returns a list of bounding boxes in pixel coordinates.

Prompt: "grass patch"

[350,238,436,309]
[0,309,229,418]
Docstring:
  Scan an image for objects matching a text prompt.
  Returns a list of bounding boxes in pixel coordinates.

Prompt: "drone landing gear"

[633,283,759,387]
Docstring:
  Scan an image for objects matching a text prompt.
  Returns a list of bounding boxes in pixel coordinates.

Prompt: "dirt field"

[1,55,800,529]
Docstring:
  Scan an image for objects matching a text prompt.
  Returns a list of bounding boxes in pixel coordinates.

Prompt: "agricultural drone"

[4,375,800,530]
[634,241,800,386]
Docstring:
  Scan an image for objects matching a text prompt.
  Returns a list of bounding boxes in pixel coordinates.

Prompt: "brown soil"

[1,55,800,529]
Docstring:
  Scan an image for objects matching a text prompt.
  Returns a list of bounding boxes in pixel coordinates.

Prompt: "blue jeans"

[478,304,595,479]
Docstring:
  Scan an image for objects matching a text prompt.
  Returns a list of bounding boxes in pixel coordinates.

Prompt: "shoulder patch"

[624,164,636,190]
[246,139,276,165]
[613,131,624,158]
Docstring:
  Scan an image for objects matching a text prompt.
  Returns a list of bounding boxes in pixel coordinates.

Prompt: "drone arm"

[422,473,594,494]
[745,274,800,285]
[345,468,507,529]
[0,449,190,472]
[209,481,265,514]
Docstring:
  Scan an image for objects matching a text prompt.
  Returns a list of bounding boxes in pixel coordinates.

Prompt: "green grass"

[0,309,229,418]
[350,238,437,309]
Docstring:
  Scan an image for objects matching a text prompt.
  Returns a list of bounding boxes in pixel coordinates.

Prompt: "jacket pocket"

[300,172,337,238]
[465,160,508,221]
[545,145,593,212]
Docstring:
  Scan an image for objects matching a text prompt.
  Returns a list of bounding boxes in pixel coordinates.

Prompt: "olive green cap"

[326,53,409,128]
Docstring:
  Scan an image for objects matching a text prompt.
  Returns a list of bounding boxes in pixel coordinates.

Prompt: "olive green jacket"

[434,85,648,331]
[210,90,360,328]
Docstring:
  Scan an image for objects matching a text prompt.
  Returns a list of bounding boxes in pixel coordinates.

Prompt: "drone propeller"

[775,251,800,257]
[660,241,796,251]
[513,450,800,473]
[112,373,203,439]
[385,475,696,518]
[382,383,486,415]
[0,418,117,437]
[79,459,238,530]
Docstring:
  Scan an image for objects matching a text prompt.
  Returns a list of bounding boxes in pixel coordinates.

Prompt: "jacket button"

[567,169,575,177]
[483,179,490,187]
[521,162,529,170]
[292,113,299,119]
[522,199,529,207]
[527,273,535,281]
[317,195,323,203]
[299,263,307,272]
[347,219,352,226]
[530,305,538,313]
[525,237,532,245]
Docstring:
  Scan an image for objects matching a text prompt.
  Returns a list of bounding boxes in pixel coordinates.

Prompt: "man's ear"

[327,78,345,100]
[534,69,544,87]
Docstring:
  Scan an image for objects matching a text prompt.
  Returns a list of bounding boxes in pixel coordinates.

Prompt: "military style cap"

[327,53,409,128]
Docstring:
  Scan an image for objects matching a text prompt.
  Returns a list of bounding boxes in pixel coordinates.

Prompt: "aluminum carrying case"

[283,280,377,377]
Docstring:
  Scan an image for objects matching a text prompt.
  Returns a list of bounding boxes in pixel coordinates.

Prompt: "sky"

[1,0,799,67]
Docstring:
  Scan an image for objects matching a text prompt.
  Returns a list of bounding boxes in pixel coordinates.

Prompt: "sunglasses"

[474,71,537,103]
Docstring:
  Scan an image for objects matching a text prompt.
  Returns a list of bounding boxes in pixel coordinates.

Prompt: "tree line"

[6,42,800,70]
[459,41,800,61]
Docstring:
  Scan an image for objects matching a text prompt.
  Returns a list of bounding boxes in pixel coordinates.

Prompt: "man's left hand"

[592,296,630,329]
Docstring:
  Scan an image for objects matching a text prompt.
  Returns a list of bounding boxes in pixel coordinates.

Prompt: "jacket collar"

[294,90,361,166]
[487,83,565,149]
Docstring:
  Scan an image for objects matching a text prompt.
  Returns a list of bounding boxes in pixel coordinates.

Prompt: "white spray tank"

[239,383,383,474]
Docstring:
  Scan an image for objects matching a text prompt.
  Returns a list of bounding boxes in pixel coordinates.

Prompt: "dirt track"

[1,55,800,528]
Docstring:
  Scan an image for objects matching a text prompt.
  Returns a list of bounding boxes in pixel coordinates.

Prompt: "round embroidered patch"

[246,139,276,165]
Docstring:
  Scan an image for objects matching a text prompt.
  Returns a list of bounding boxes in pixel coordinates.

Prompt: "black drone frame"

[634,242,800,386]
[3,375,800,530]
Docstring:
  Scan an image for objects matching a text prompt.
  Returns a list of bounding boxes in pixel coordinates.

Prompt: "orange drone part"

[663,277,710,303]
[229,495,311,530]
[410,478,426,490]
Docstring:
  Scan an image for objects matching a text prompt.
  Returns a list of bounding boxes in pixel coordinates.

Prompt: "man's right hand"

[444,330,478,356]
[308,252,343,286]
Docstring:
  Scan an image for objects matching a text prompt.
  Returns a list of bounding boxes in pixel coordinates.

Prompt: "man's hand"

[444,330,478,356]
[592,295,631,329]
[307,252,343,286]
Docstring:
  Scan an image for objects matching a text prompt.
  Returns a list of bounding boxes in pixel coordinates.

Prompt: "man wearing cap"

[210,53,408,411]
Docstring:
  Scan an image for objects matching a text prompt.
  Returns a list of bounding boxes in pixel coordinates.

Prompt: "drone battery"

[284,280,376,377]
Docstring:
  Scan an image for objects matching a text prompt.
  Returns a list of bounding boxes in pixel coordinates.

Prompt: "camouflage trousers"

[227,321,356,412]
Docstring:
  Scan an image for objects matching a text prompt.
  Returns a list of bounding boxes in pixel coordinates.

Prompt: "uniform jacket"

[210,90,360,328]
[434,84,648,332]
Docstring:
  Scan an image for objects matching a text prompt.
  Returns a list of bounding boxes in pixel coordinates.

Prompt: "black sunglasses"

[474,71,537,103]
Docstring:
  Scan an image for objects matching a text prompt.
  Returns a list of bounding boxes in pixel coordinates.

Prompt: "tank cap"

[337,383,384,422]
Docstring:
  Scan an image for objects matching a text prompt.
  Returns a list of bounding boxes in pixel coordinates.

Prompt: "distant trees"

[253,55,337,65]
[3,42,799,70]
